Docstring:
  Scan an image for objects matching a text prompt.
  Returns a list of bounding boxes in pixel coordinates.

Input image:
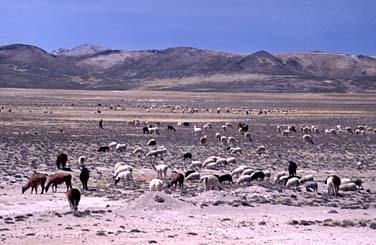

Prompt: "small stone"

[200,203,209,208]
[96,231,107,236]
[300,220,314,226]
[258,221,266,225]
[148,240,158,244]
[341,220,355,227]
[14,215,26,220]
[213,200,225,206]
[221,218,231,222]
[187,232,198,236]
[154,195,165,203]
[130,229,142,233]
[333,221,342,226]
[369,223,376,229]
[288,220,299,225]
[241,201,252,207]
[328,210,338,213]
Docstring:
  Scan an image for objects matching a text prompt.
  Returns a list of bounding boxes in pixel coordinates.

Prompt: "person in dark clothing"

[99,119,104,129]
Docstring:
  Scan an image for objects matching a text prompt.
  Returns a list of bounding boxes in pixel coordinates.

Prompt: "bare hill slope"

[0,44,375,92]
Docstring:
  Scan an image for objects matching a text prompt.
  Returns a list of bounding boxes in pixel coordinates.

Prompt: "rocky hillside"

[0,44,375,92]
[51,44,111,57]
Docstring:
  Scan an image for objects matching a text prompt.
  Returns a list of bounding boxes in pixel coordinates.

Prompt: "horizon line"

[0,42,375,57]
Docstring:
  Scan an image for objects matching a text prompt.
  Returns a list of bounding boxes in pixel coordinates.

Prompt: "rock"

[154,195,165,203]
[328,210,338,213]
[288,220,299,225]
[358,221,368,227]
[200,203,209,208]
[341,220,355,227]
[130,229,142,233]
[213,200,226,206]
[258,221,267,225]
[241,201,253,207]
[15,215,26,219]
[333,221,342,226]
[96,231,107,236]
[148,240,158,244]
[187,232,198,236]
[369,223,376,229]
[323,219,335,227]
[299,220,314,226]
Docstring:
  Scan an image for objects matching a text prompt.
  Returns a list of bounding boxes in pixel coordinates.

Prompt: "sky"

[0,0,375,55]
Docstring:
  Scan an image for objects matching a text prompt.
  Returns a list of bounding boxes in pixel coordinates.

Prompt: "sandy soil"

[0,89,376,244]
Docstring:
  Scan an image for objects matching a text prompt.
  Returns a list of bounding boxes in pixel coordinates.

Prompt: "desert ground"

[0,88,376,245]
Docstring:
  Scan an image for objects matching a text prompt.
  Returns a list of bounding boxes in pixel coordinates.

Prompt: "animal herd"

[21,120,372,214]
[22,155,90,213]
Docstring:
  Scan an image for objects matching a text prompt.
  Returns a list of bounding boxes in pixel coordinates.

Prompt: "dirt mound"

[128,192,193,211]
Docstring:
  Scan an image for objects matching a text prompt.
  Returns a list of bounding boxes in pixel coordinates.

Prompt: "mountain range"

[0,43,375,92]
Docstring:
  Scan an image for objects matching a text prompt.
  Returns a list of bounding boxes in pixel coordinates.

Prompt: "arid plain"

[0,89,376,244]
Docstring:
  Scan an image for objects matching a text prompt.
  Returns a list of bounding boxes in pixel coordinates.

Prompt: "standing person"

[99,119,104,129]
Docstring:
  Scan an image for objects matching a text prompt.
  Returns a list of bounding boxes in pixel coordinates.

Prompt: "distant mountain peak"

[249,50,275,57]
[51,44,111,57]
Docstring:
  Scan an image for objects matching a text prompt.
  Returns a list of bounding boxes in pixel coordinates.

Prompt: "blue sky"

[0,0,375,55]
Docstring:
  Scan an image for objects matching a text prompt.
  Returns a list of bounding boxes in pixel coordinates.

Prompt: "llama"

[45,173,72,193]
[22,173,47,194]
[56,153,68,169]
[66,188,81,213]
[79,167,90,191]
